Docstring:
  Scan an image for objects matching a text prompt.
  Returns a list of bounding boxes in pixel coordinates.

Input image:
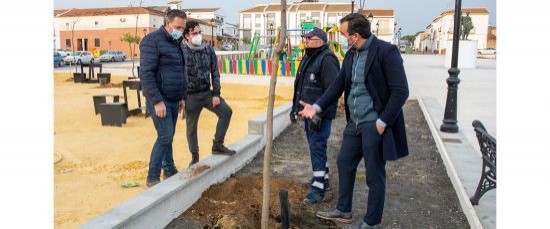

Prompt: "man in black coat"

[139,9,188,188]
[290,27,340,205]
[299,13,409,228]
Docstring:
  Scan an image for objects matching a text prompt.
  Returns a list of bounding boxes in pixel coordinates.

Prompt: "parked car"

[55,49,71,57]
[99,50,127,62]
[54,52,64,67]
[477,48,496,55]
[64,51,95,65]
[399,45,406,53]
[220,44,234,51]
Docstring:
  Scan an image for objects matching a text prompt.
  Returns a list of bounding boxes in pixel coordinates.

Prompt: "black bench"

[470,120,496,205]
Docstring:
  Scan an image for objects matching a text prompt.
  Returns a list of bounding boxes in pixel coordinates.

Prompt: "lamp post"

[394,21,397,44]
[397,27,402,46]
[440,0,463,133]
[376,22,379,36]
[269,22,274,49]
[367,12,373,24]
[210,18,215,46]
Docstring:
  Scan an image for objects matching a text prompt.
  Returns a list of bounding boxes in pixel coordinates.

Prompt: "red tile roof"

[54,7,165,17]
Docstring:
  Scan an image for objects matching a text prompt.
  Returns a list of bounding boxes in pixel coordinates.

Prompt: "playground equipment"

[219,24,347,77]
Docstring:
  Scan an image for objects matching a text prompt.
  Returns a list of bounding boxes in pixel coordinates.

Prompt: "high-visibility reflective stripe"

[312,181,324,189]
[313,171,325,177]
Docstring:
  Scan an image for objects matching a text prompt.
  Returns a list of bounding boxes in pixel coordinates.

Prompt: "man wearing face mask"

[181,20,236,166]
[299,13,409,228]
[139,9,187,188]
[290,27,340,206]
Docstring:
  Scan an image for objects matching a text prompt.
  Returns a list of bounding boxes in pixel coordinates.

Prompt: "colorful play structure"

[217,23,347,77]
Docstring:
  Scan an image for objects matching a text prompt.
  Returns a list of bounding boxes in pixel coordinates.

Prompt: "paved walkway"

[404,54,496,229]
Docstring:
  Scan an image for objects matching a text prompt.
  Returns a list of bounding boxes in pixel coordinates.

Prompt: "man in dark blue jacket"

[139,9,187,188]
[299,13,409,228]
[290,27,340,205]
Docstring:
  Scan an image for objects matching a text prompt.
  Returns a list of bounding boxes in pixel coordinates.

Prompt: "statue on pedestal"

[461,12,474,40]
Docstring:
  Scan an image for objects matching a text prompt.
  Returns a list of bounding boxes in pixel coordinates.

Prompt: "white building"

[423,7,490,54]
[239,2,397,47]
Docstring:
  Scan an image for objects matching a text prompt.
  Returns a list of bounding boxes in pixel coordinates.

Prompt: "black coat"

[139,26,187,105]
[316,36,410,161]
[292,45,340,120]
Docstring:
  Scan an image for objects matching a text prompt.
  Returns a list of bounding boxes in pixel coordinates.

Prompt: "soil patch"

[167,100,469,228]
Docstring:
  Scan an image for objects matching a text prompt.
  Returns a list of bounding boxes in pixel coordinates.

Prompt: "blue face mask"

[170,27,183,40]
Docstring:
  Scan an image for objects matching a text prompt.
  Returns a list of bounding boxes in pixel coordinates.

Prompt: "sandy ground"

[53,72,294,229]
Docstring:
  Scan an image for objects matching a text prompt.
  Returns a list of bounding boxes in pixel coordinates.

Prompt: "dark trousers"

[145,99,179,182]
[336,121,386,225]
[304,118,332,193]
[184,90,233,153]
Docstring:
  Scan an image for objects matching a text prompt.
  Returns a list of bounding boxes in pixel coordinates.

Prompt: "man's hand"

[179,100,186,113]
[154,101,167,119]
[298,100,318,119]
[289,111,297,124]
[376,122,385,135]
[212,96,221,108]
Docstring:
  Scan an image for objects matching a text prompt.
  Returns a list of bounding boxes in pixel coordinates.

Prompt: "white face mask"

[191,34,202,46]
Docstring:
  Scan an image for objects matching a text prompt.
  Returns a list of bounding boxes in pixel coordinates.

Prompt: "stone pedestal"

[445,40,478,69]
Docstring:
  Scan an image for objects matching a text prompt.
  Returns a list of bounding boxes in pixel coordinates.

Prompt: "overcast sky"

[54,0,496,36]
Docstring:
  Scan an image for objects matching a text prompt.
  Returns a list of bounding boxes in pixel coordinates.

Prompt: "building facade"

[239,2,397,48]
[55,7,166,57]
[422,7,490,54]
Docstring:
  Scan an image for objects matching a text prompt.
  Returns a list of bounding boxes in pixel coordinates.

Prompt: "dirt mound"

[185,175,316,229]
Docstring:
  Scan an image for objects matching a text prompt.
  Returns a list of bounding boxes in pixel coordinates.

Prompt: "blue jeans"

[336,121,385,225]
[304,118,332,193]
[146,99,179,182]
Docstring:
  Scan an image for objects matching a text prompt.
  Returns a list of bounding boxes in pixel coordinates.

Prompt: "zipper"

[352,51,360,129]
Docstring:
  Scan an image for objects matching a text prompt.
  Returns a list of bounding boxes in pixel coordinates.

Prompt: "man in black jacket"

[182,20,236,166]
[139,9,187,188]
[291,27,340,205]
[299,13,409,228]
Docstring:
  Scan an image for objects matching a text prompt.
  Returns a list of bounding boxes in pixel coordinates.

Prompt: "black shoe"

[189,152,199,166]
[212,140,236,155]
[163,170,178,180]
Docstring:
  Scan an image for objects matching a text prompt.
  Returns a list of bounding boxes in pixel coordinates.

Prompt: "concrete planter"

[73,73,86,83]
[98,73,111,85]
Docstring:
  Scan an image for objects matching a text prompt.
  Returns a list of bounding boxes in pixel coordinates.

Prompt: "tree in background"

[120,33,141,77]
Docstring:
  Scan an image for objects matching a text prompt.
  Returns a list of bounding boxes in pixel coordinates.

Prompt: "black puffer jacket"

[139,26,187,105]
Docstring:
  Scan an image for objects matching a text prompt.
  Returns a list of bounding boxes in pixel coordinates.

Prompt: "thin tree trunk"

[261,0,286,228]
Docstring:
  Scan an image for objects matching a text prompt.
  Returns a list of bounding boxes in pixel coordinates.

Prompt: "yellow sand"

[54,73,294,228]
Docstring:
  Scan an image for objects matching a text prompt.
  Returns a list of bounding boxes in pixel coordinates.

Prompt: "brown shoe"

[146,180,160,188]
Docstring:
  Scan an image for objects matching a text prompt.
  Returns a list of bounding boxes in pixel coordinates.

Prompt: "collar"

[357,35,374,52]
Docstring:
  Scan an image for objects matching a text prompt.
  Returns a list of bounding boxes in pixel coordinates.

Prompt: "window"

[66,39,71,48]
[94,38,100,47]
[65,22,69,30]
[243,14,252,29]
[255,14,261,29]
[377,20,391,35]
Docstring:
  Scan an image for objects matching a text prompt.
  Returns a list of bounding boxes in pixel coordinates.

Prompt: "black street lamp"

[440,0,463,133]
[394,21,397,44]
[269,22,274,49]
[210,18,215,46]
[397,27,402,46]
[376,22,379,36]
[367,12,373,24]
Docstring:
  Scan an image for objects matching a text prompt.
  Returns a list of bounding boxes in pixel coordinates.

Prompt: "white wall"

[58,14,157,31]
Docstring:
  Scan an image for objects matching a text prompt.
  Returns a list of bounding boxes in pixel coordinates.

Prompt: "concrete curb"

[417,97,485,229]
[81,102,293,229]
